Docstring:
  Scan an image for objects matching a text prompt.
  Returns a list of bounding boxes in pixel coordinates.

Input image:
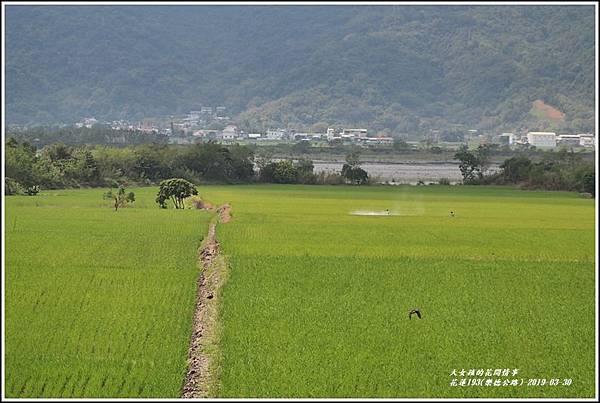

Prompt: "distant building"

[527,131,556,148]
[266,129,286,140]
[220,125,239,140]
[367,137,393,145]
[326,128,338,140]
[189,111,202,120]
[294,133,310,141]
[193,130,208,137]
[200,107,213,115]
[247,133,262,139]
[578,134,595,148]
[341,128,367,137]
[557,134,581,146]
[215,106,227,118]
[498,133,514,146]
[76,117,98,128]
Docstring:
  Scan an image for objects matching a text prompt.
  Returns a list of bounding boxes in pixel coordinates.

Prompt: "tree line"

[454,145,595,196]
[4,139,371,194]
[5,139,594,196]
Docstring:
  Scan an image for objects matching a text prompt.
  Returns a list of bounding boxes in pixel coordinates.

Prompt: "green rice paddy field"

[4,189,212,397]
[4,185,596,398]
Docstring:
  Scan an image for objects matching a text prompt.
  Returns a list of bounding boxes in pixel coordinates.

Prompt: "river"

[311,161,500,184]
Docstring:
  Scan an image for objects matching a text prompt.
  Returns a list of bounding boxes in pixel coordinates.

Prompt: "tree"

[259,160,300,184]
[393,137,410,151]
[273,160,299,183]
[500,155,532,183]
[292,140,311,154]
[103,186,135,211]
[5,139,37,188]
[295,158,316,184]
[155,178,198,209]
[454,145,491,184]
[582,171,595,196]
[341,150,369,185]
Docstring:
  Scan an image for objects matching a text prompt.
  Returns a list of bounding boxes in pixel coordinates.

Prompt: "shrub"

[259,160,299,184]
[5,177,24,195]
[103,186,135,211]
[314,171,345,185]
[582,171,595,196]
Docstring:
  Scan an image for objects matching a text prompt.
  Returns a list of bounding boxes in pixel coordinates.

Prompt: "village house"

[527,131,556,148]
[220,124,239,140]
[578,134,595,148]
[266,129,287,140]
[498,133,514,146]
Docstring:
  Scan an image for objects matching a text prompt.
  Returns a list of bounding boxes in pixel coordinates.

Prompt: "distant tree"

[500,155,532,183]
[155,178,198,209]
[295,158,316,184]
[341,150,369,185]
[393,137,410,151]
[258,159,300,184]
[44,142,73,162]
[5,178,24,195]
[293,140,311,154]
[440,131,465,142]
[5,138,37,188]
[582,171,595,196]
[103,186,135,211]
[273,160,299,183]
[454,145,492,183]
[342,164,368,185]
[344,150,362,167]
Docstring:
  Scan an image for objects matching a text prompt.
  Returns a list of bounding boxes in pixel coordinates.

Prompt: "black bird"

[408,308,422,319]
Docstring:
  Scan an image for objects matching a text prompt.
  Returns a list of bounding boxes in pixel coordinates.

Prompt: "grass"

[198,184,595,398]
[3,184,596,398]
[4,188,212,397]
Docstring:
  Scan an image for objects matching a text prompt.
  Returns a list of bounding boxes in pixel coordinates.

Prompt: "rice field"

[3,184,596,398]
[4,188,212,397]
[200,185,596,398]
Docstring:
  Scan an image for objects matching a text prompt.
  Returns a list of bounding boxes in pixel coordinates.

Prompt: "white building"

[247,133,262,140]
[76,117,98,128]
[527,131,556,148]
[498,133,514,145]
[326,128,338,140]
[215,106,227,116]
[363,137,393,145]
[189,111,202,120]
[220,125,239,140]
[341,128,367,137]
[578,134,595,148]
[266,129,286,140]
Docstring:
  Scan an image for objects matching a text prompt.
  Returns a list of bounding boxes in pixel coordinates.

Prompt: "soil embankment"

[182,203,231,398]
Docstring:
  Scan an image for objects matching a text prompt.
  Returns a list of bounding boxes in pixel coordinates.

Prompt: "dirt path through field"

[182,203,231,398]
[217,203,231,223]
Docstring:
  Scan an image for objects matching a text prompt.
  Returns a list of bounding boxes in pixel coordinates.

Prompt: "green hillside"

[5,5,596,133]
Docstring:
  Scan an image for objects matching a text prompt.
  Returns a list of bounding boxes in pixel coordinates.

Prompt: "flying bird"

[408,308,422,320]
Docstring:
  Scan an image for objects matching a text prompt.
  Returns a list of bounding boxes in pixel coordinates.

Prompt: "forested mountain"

[5,5,596,133]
